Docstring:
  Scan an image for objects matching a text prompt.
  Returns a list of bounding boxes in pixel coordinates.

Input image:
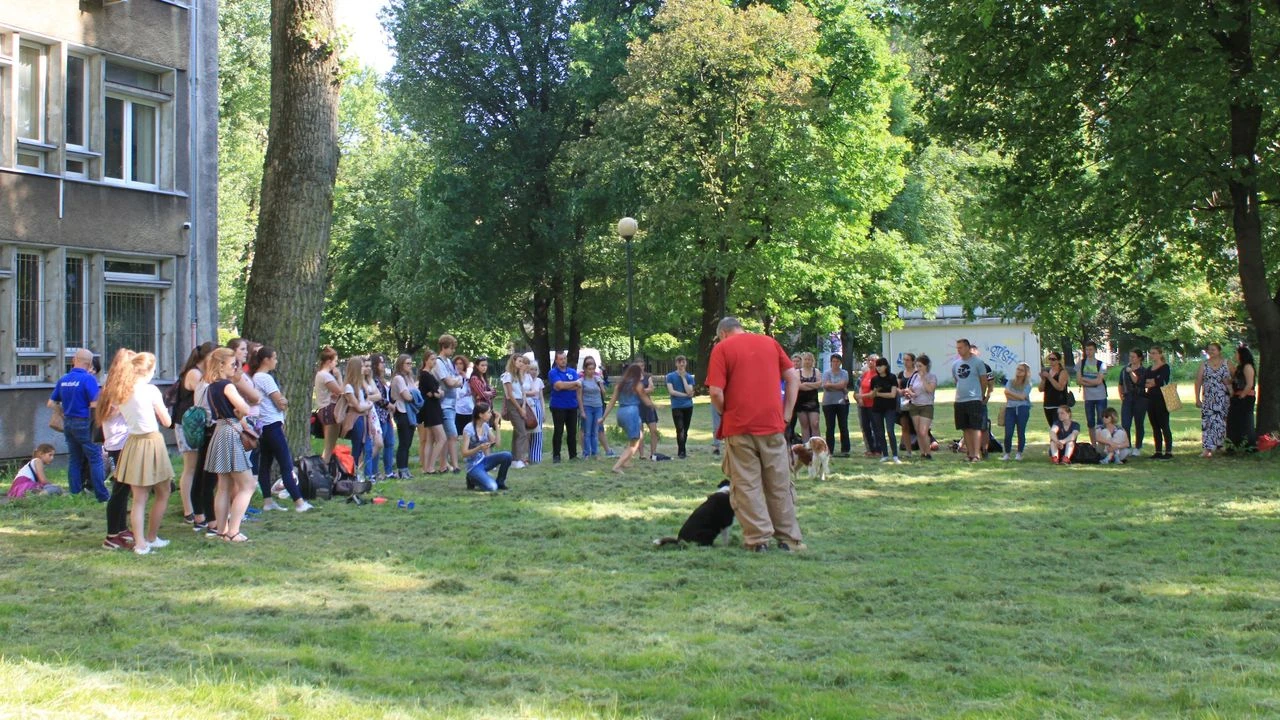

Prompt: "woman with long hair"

[250,346,311,512]
[1195,341,1231,458]
[1145,346,1174,459]
[1227,345,1257,449]
[795,352,822,442]
[1038,352,1070,428]
[501,354,531,468]
[601,363,655,474]
[417,349,447,473]
[359,355,386,480]
[367,353,395,481]
[868,357,902,464]
[896,353,918,455]
[526,360,546,464]
[580,356,606,458]
[905,354,938,460]
[1119,349,1149,456]
[205,348,257,542]
[340,357,374,470]
[103,352,174,554]
[390,354,419,479]
[96,349,137,550]
[1001,362,1033,461]
[169,341,214,523]
[453,354,474,437]
[314,346,343,461]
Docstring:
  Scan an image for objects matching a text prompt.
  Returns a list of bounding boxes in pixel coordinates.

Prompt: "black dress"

[417,370,444,428]
[796,370,821,412]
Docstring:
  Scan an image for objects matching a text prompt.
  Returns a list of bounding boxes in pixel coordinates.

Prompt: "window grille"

[104,290,156,363]
[65,256,86,351]
[16,252,43,350]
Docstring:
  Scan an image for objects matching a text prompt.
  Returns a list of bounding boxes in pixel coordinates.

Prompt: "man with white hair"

[48,348,108,501]
[706,317,805,552]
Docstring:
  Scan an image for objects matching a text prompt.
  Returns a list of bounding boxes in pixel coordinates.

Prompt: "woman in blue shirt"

[1001,362,1033,461]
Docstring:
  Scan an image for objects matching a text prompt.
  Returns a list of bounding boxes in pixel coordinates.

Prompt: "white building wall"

[881,323,1041,385]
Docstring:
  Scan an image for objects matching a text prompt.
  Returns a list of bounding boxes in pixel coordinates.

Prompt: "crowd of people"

[17,324,1262,554]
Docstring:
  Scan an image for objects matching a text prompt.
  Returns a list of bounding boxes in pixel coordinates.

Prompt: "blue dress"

[616,389,642,440]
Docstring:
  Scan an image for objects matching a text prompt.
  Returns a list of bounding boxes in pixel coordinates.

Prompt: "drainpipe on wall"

[186,0,200,352]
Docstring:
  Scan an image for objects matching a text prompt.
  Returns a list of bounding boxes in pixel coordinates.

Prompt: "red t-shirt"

[706,332,794,437]
[858,371,874,408]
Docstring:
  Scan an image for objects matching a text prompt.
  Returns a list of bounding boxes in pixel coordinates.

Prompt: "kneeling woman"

[204,348,258,542]
[461,403,512,492]
[602,363,656,474]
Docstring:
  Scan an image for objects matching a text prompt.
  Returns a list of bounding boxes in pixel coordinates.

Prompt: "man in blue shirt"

[665,355,696,459]
[952,338,990,463]
[48,348,108,501]
[548,352,581,463]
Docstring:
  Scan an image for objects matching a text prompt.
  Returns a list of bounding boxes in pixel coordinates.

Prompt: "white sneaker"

[512,461,526,469]
[1015,453,1023,461]
[148,537,170,549]
[262,500,285,512]
[879,457,891,463]
[892,457,903,464]
[134,544,151,555]
[295,500,314,513]
[1133,448,1142,457]
[1000,453,1010,461]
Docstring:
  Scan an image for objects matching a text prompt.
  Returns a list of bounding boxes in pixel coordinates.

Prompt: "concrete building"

[0,0,218,457]
[881,306,1042,385]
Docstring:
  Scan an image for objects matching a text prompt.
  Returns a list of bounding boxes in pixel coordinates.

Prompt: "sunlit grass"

[1,394,1278,718]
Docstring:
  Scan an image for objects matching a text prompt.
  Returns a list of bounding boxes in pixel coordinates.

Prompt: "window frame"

[103,286,160,364]
[103,93,160,188]
[64,254,88,355]
[15,251,45,353]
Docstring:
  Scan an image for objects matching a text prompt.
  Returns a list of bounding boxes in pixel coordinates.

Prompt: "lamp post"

[617,217,639,359]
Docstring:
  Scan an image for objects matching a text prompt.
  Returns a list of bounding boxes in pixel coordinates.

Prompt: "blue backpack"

[181,405,207,448]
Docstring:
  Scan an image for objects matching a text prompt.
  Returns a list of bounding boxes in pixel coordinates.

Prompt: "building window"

[104,258,158,277]
[104,289,157,362]
[105,96,157,186]
[17,43,46,143]
[16,252,43,351]
[15,362,42,383]
[65,256,87,352]
[65,54,92,177]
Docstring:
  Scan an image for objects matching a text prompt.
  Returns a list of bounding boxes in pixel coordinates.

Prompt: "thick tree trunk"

[567,265,584,368]
[696,275,727,380]
[531,286,552,380]
[552,273,565,352]
[1222,7,1280,433]
[241,0,341,452]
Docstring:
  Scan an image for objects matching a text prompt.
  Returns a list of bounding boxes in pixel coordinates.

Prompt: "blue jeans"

[1121,396,1147,449]
[257,421,300,501]
[711,406,722,449]
[466,451,513,491]
[1084,399,1107,434]
[870,409,898,458]
[1003,404,1031,453]
[64,416,107,501]
[364,414,395,477]
[581,405,603,456]
[859,405,881,454]
[347,415,366,469]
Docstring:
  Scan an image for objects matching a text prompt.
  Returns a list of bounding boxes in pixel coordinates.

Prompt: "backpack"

[295,455,332,500]
[181,406,207,448]
[1072,442,1101,464]
[327,454,368,497]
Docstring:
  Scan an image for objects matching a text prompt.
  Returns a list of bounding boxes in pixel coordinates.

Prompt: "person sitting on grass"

[6,444,62,499]
[1049,406,1081,465]
[461,403,512,492]
[1096,408,1131,464]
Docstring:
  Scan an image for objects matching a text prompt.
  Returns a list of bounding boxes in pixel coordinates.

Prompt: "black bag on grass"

[1072,443,1101,464]
[326,455,369,497]
[295,454,332,500]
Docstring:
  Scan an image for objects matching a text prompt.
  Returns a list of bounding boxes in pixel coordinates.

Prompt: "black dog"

[654,480,734,547]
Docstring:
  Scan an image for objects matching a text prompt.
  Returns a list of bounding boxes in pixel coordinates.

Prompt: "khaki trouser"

[504,402,530,462]
[721,433,802,547]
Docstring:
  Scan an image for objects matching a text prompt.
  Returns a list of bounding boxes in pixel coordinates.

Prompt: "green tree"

[910,1,1280,430]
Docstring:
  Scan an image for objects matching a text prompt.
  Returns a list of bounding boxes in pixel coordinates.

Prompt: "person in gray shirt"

[952,338,990,462]
[821,354,851,456]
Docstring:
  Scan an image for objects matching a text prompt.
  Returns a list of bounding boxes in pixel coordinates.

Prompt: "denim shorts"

[442,407,457,437]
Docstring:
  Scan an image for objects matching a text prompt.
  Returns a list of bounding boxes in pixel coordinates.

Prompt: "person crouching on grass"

[1049,406,1081,465]
[461,403,512,492]
[1096,408,1132,464]
[6,444,62,500]
[105,351,175,555]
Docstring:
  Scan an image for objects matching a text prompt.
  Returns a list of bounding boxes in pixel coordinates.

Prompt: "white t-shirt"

[103,411,130,452]
[501,371,524,400]
[253,372,285,426]
[454,371,474,415]
[314,370,337,407]
[120,381,164,435]
[434,356,459,409]
[391,374,413,414]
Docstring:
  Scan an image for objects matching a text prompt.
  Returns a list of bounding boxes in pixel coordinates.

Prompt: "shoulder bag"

[1160,383,1183,412]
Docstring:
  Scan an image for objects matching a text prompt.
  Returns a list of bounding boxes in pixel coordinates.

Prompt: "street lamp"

[618,217,639,359]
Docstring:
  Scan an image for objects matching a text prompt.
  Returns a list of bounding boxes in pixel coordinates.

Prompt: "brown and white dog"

[790,437,830,481]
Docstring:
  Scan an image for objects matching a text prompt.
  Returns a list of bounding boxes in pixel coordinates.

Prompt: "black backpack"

[295,455,332,500]
[1072,442,1101,464]
[327,455,371,497]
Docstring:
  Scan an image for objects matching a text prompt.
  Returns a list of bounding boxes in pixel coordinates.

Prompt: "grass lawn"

[2,387,1279,719]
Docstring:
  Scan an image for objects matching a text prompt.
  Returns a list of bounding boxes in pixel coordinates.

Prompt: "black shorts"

[954,401,985,431]
[640,404,659,424]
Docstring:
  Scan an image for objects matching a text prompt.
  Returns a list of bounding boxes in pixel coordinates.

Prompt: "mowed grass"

[2,387,1279,719]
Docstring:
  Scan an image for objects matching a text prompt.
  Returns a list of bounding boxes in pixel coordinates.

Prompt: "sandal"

[222,532,250,543]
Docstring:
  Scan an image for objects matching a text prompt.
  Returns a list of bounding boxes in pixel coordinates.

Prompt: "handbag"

[996,404,1007,427]
[1064,391,1076,407]
[1160,383,1183,412]
[49,404,64,433]
[523,405,539,430]
[239,422,260,451]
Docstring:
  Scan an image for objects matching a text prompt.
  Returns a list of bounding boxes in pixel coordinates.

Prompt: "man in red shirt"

[707,317,805,552]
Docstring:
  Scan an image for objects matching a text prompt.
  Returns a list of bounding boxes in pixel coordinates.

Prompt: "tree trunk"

[1222,6,1280,433]
[696,275,727,380]
[531,285,552,380]
[552,273,565,352]
[242,0,341,452]
[568,264,585,368]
